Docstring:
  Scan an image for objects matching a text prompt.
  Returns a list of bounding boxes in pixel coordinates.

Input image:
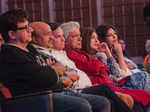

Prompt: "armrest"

[0,82,52,100]
[9,90,52,101]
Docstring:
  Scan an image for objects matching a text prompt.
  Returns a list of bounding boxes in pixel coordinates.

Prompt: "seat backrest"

[0,85,53,112]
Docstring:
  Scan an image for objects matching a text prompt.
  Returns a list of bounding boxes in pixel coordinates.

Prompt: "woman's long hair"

[80,28,95,53]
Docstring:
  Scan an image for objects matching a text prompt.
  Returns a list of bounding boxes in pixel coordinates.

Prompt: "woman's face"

[90,32,100,51]
[105,28,118,47]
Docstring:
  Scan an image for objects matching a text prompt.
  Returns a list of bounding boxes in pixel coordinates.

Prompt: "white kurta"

[48,49,92,88]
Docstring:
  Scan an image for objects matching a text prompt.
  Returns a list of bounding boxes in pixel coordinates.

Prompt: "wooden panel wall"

[1,0,98,28]
[6,0,50,22]
[54,0,98,28]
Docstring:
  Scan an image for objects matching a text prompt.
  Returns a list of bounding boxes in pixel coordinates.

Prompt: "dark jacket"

[0,45,62,96]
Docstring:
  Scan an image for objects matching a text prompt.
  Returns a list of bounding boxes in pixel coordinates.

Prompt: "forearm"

[105,49,112,58]
[117,52,128,72]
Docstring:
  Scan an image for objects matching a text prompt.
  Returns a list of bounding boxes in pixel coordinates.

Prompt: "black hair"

[80,27,95,52]
[0,8,29,42]
[48,23,60,31]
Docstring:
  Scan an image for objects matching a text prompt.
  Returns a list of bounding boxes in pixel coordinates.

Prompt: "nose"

[113,33,118,39]
[61,36,65,41]
[78,35,82,40]
[96,40,100,44]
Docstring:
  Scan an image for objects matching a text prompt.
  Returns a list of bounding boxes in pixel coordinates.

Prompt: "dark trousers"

[81,84,132,112]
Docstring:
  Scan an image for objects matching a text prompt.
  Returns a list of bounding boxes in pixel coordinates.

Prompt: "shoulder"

[66,50,86,58]
[1,45,35,63]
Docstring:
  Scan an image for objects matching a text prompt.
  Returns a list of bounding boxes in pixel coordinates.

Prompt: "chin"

[77,47,81,49]
[28,39,32,43]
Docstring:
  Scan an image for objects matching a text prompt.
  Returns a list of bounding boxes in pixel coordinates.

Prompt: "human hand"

[52,62,66,76]
[45,58,56,66]
[112,41,123,55]
[115,92,134,109]
[63,77,73,87]
[67,74,79,81]
[126,61,136,70]
[98,42,112,57]
[97,42,108,52]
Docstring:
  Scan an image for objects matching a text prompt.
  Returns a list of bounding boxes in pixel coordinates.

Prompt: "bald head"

[30,21,53,48]
[31,21,51,36]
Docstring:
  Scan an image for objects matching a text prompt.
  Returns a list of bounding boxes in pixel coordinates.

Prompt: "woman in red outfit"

[60,23,150,109]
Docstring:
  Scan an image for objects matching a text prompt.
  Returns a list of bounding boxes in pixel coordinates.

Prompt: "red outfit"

[66,50,150,106]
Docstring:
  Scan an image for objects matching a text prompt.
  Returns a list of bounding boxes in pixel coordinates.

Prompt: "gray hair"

[60,21,80,39]
[145,39,150,53]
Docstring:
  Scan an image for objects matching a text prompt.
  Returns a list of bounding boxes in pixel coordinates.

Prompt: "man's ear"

[64,37,71,50]
[8,30,16,40]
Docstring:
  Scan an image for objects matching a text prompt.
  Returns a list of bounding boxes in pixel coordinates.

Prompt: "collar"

[6,43,29,52]
[31,44,51,52]
[51,48,65,54]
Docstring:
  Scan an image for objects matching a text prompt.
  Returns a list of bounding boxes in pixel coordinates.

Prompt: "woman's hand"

[125,61,136,70]
[115,92,134,109]
[112,41,123,55]
[98,42,112,58]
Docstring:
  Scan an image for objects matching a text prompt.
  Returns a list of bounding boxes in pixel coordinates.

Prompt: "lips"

[77,42,81,45]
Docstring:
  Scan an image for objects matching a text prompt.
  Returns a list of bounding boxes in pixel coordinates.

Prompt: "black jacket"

[0,45,62,96]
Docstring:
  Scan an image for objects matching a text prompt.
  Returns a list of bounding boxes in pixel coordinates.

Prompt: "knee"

[93,96,111,112]
[76,99,92,112]
[100,97,111,112]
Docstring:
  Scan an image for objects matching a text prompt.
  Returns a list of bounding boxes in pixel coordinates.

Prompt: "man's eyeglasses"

[16,24,31,31]
[71,34,81,38]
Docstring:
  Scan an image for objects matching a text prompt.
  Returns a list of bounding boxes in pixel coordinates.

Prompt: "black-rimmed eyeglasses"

[16,24,31,31]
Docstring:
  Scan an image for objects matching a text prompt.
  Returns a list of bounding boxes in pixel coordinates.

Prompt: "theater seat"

[3,94,52,112]
[0,84,53,112]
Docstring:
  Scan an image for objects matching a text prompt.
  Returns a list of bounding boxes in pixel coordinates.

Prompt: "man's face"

[14,20,33,44]
[35,24,53,48]
[65,29,82,50]
[52,27,65,50]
